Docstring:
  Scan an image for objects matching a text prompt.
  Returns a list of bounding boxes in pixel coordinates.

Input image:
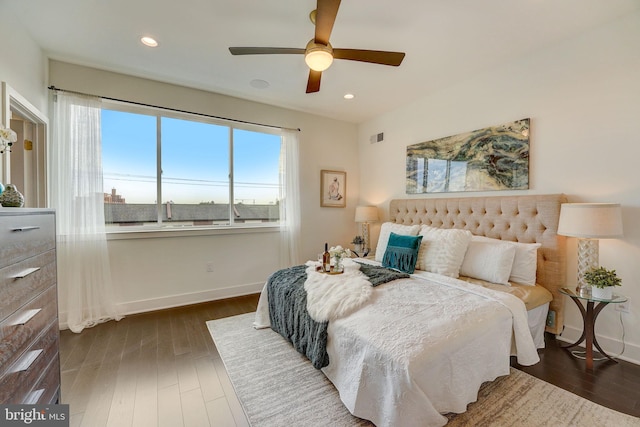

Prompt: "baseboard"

[58,282,264,330]
[556,324,640,366]
[117,282,265,316]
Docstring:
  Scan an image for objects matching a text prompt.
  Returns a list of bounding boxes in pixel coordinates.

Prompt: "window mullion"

[228,127,234,226]
[156,115,162,225]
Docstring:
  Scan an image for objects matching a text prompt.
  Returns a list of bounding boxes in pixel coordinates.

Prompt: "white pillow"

[459,238,517,285]
[416,226,472,278]
[509,241,541,285]
[374,223,421,262]
[472,236,541,286]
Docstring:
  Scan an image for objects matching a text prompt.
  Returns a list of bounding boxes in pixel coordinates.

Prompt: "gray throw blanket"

[268,263,409,369]
[356,262,410,286]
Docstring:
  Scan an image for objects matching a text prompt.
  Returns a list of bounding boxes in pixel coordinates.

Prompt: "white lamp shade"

[557,203,623,238]
[355,206,379,223]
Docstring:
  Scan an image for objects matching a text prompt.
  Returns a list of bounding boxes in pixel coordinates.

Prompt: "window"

[102,105,281,230]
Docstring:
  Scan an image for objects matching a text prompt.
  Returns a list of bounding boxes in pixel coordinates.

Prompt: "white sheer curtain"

[50,91,122,333]
[279,129,301,267]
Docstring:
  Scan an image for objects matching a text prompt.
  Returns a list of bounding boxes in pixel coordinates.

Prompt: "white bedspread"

[254,261,539,427]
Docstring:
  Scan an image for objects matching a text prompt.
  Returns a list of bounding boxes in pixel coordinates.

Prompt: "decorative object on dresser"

[557,203,623,297]
[320,170,346,208]
[406,118,530,193]
[0,123,17,154]
[0,209,60,404]
[0,184,25,207]
[354,205,378,255]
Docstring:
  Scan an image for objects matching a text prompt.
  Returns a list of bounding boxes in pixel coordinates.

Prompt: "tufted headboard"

[389,194,567,334]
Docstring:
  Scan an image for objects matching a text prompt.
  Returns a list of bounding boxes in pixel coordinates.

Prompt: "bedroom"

[1,0,639,425]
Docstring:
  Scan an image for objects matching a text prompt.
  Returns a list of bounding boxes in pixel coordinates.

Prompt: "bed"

[255,194,567,427]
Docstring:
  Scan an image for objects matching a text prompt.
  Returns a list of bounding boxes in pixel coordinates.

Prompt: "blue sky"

[101,109,280,204]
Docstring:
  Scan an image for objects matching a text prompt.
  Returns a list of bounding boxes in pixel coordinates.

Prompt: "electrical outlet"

[615,301,630,313]
[206,262,214,272]
[546,310,556,328]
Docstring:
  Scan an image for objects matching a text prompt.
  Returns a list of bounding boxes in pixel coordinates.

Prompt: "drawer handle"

[9,308,42,326]
[11,267,41,279]
[11,226,41,232]
[24,389,45,405]
[11,349,43,373]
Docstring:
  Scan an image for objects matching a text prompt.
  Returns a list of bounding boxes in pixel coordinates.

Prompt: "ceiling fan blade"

[315,0,341,45]
[229,47,305,55]
[333,49,406,66]
[306,70,322,93]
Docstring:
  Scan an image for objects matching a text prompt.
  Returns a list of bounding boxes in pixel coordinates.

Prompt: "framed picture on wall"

[320,170,346,208]
[406,118,530,193]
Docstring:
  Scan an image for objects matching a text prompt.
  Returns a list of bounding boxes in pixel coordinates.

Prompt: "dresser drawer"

[0,320,59,403]
[0,249,56,322]
[23,353,61,405]
[0,212,55,269]
[0,286,58,377]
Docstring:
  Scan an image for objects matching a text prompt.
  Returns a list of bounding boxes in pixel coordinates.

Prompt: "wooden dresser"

[0,208,60,404]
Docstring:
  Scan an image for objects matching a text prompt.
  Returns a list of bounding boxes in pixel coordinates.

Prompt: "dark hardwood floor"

[59,294,640,427]
[512,333,640,418]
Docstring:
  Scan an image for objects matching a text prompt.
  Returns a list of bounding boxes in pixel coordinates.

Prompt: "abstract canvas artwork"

[406,118,530,193]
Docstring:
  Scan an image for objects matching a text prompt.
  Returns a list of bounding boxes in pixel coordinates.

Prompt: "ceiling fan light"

[304,41,334,71]
[305,50,333,71]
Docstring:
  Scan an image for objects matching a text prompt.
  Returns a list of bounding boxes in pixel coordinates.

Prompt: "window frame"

[101,100,282,237]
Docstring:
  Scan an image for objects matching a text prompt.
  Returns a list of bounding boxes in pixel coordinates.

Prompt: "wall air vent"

[369,132,384,144]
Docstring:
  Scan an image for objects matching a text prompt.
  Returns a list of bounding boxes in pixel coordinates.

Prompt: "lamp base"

[577,238,598,297]
[362,222,371,255]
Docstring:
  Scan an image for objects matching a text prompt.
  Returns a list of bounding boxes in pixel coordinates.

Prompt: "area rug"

[207,313,640,427]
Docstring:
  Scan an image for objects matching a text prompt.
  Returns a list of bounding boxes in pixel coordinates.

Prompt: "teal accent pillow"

[382,232,423,274]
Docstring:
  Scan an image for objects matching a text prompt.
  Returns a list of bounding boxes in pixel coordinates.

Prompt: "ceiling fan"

[228,0,406,93]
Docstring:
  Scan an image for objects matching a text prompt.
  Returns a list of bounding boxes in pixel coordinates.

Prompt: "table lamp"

[557,203,623,296]
[355,206,379,256]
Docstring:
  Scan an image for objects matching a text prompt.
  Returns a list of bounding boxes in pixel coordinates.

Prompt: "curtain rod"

[47,85,301,132]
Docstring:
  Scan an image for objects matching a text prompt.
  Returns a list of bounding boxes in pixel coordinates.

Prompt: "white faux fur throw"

[304,259,373,322]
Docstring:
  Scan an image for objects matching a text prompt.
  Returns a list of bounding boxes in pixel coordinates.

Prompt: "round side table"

[559,287,627,370]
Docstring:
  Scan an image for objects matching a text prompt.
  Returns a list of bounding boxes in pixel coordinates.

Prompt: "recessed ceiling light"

[141,36,158,47]
[344,93,355,100]
[250,79,270,89]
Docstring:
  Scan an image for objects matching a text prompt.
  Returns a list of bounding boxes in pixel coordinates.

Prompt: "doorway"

[1,82,48,207]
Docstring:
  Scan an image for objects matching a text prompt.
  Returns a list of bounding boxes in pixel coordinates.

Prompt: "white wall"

[0,4,48,113]
[48,61,360,316]
[0,3,48,181]
[358,12,640,363]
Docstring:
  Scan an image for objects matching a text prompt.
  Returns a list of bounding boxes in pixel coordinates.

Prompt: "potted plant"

[584,266,622,300]
[351,235,365,254]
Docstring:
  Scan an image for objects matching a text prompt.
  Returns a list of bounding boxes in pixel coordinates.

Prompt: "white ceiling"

[6,0,639,123]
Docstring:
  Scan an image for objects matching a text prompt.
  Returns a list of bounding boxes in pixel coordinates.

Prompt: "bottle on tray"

[323,243,331,272]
